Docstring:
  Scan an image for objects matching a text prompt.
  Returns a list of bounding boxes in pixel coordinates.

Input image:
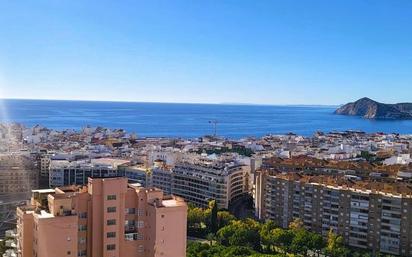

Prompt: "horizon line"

[0,97,340,108]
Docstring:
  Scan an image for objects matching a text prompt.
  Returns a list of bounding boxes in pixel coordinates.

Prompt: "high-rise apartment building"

[38,152,51,179]
[0,154,38,236]
[49,158,130,187]
[172,155,249,209]
[0,154,38,197]
[255,171,412,256]
[118,164,149,187]
[16,177,187,257]
[48,155,250,210]
[151,167,172,196]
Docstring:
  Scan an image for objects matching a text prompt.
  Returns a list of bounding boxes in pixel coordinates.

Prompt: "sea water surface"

[1,99,412,138]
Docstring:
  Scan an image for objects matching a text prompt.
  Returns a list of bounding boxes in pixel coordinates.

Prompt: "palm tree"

[206,232,215,246]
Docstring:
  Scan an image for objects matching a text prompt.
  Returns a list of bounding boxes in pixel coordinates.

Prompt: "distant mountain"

[335,97,412,119]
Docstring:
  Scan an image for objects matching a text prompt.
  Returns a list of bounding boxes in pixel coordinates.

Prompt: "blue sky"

[0,0,412,105]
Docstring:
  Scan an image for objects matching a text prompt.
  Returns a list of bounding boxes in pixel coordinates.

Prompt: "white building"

[171,154,250,209]
[383,154,412,165]
[49,158,130,187]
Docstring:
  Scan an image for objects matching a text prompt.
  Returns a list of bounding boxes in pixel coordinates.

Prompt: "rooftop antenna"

[208,120,218,137]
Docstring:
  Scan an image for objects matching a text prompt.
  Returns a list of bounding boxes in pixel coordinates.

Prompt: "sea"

[1,99,412,138]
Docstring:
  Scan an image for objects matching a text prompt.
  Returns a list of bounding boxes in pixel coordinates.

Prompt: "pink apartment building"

[16,177,187,257]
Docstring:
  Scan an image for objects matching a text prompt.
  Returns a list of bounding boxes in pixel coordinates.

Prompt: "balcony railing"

[125,232,143,241]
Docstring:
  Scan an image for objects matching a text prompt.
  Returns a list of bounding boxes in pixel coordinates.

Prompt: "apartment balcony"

[5,239,17,248]
[5,230,17,238]
[348,239,368,249]
[57,209,77,217]
[125,232,144,241]
[124,225,136,234]
[2,249,17,257]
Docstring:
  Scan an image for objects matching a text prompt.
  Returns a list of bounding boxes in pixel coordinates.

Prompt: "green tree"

[186,241,210,257]
[209,200,218,234]
[260,220,277,253]
[206,232,215,246]
[288,218,304,231]
[221,246,255,257]
[270,228,294,255]
[216,224,234,246]
[306,232,324,252]
[217,211,235,229]
[216,219,262,251]
[228,227,260,251]
[186,205,377,257]
[249,254,285,257]
[326,229,350,257]
[290,229,310,255]
[187,204,207,237]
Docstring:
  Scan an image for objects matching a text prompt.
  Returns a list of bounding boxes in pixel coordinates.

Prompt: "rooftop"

[268,172,412,196]
[50,158,130,169]
[161,198,186,208]
[32,189,55,194]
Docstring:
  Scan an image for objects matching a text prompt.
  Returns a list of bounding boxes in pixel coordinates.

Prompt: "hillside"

[335,97,412,119]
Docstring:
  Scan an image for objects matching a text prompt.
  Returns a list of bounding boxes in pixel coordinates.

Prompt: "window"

[134,233,144,240]
[137,209,145,216]
[107,195,116,200]
[79,237,86,244]
[78,250,87,257]
[78,225,87,231]
[107,219,116,226]
[137,221,144,228]
[125,233,134,241]
[125,208,135,214]
[125,220,135,226]
[107,207,116,213]
[107,244,116,251]
[79,212,87,219]
[107,232,116,238]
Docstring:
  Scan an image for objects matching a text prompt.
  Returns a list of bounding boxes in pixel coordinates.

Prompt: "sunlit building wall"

[16,177,187,257]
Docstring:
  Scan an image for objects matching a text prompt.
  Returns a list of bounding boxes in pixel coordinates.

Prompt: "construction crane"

[208,120,218,137]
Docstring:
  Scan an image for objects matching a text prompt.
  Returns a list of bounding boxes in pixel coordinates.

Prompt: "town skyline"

[3,122,412,256]
[2,1,412,257]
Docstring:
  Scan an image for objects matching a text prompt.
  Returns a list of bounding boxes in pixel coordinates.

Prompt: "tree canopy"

[187,203,391,257]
